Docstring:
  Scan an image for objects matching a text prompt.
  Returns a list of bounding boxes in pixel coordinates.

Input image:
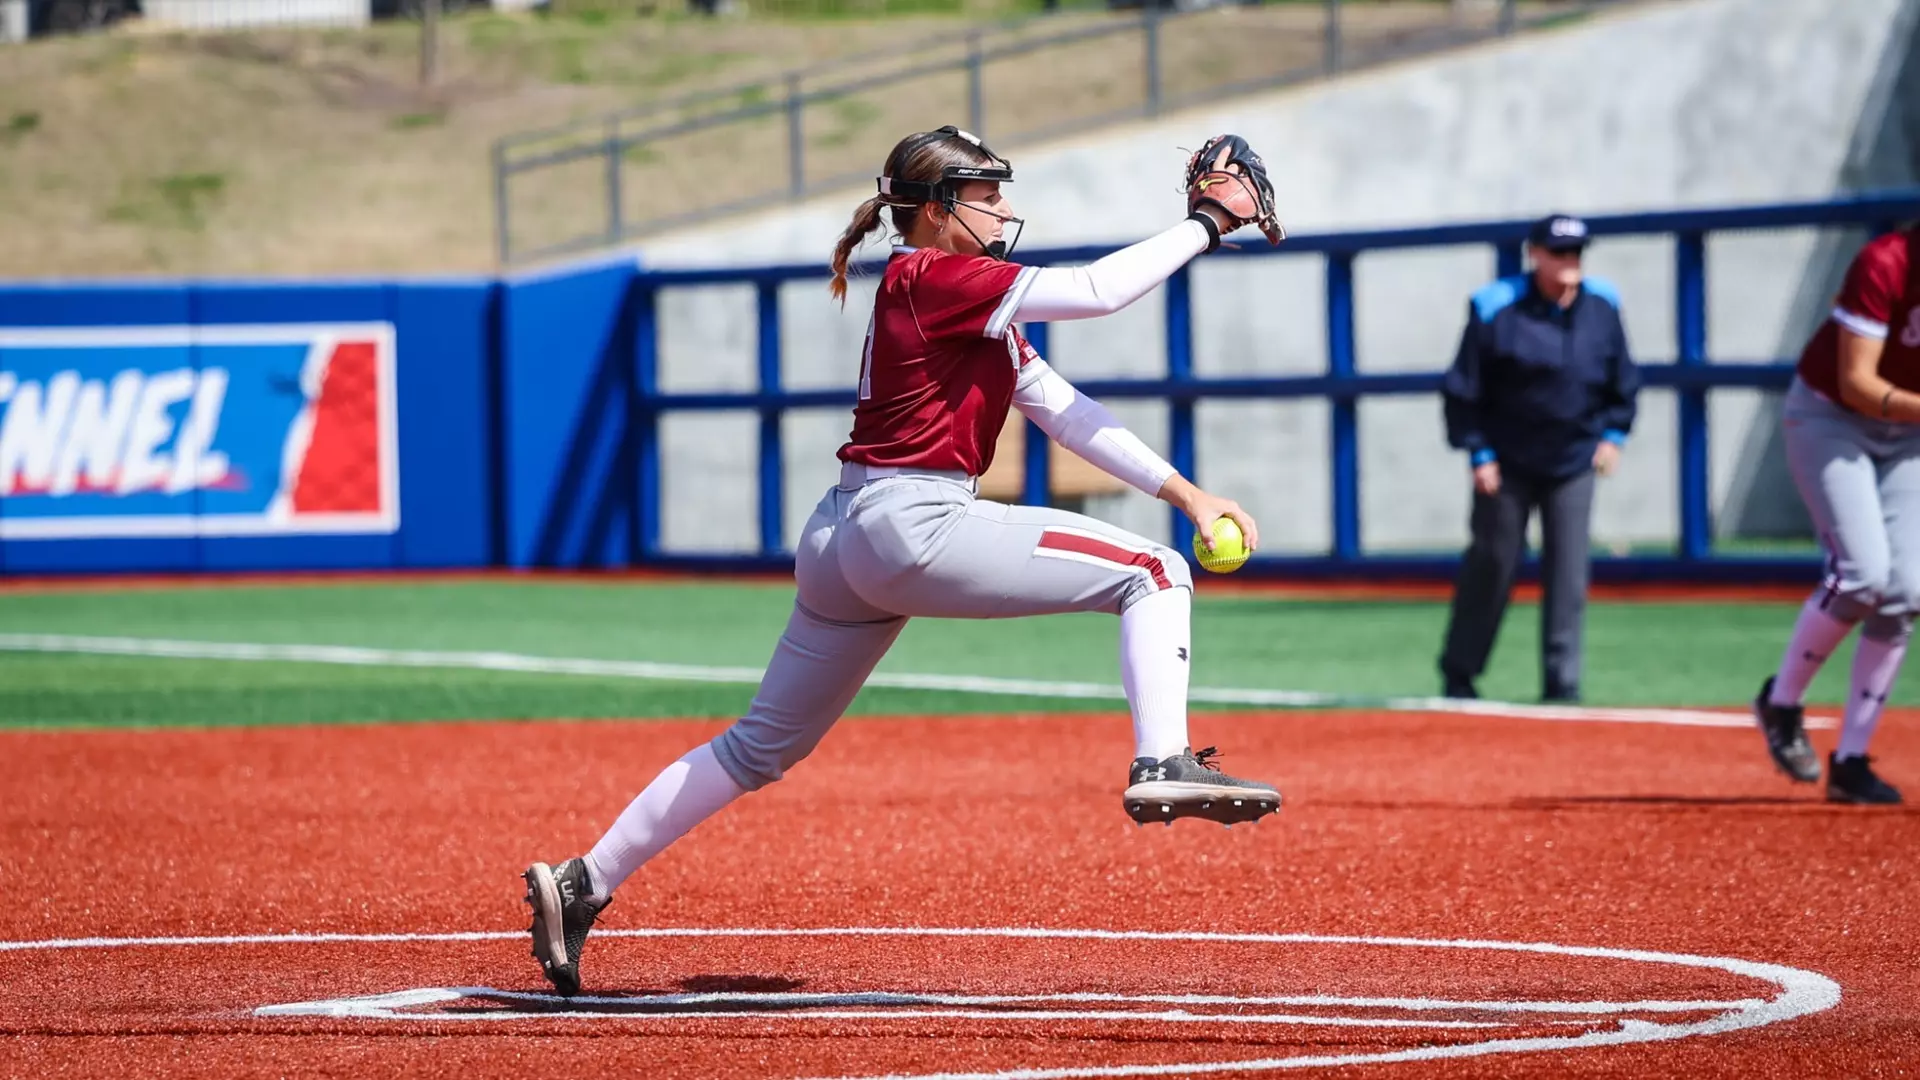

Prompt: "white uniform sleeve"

[1011,358,1176,498]
[1011,219,1211,324]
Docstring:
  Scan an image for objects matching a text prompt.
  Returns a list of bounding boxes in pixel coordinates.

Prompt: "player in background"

[1752,224,1919,805]
[520,127,1289,995]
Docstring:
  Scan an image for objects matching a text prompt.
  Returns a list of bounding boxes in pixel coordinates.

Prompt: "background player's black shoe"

[1124,747,1280,826]
[523,857,608,997]
[1753,676,1821,783]
[1827,754,1902,805]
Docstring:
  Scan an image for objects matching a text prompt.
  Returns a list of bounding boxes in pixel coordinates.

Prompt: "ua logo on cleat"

[1139,766,1167,781]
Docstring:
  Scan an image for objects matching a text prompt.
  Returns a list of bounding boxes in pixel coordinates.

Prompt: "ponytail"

[829,196,888,306]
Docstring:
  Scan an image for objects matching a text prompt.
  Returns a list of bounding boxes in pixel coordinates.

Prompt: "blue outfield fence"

[2,190,1918,579]
[614,191,1920,583]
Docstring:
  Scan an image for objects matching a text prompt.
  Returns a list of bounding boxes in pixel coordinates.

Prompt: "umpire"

[1438,213,1641,703]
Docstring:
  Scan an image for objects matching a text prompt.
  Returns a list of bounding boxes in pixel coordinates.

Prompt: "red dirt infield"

[3,709,1917,1078]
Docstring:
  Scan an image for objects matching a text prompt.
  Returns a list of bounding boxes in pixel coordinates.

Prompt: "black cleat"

[1753,676,1821,783]
[1123,746,1281,826]
[1442,674,1478,700]
[523,857,608,997]
[1826,754,1902,805]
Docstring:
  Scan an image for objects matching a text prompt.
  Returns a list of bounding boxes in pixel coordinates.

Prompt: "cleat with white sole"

[1122,747,1282,827]
[523,857,609,997]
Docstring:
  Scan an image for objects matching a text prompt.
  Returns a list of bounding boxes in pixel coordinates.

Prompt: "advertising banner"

[0,323,399,539]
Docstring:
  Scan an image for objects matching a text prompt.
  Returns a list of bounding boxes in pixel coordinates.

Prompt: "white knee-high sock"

[585,743,745,900]
[1121,586,1192,761]
[1838,633,1907,760]
[1770,595,1856,706]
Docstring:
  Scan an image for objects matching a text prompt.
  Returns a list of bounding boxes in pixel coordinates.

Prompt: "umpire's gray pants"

[1783,376,1920,639]
[710,464,1192,792]
[1439,467,1596,696]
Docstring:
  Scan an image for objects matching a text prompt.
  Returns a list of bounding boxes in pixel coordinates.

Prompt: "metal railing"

[618,191,1920,580]
[494,0,1625,265]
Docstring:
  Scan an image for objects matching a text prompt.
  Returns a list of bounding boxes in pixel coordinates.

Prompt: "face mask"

[950,201,1025,262]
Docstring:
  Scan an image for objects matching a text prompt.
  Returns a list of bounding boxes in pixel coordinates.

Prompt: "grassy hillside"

[0,10,1030,277]
[0,2,1580,279]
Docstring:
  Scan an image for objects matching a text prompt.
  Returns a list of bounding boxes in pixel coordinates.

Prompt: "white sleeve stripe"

[1833,306,1889,340]
[985,266,1041,339]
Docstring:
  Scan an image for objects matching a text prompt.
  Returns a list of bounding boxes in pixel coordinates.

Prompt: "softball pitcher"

[1753,225,1920,805]
[521,127,1289,996]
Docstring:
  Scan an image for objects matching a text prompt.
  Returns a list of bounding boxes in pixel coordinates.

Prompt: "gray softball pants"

[710,462,1192,792]
[1784,376,1920,642]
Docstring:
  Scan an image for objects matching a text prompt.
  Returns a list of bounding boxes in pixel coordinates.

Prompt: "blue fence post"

[1495,241,1524,280]
[1166,267,1196,557]
[757,281,785,556]
[1022,321,1052,507]
[1326,251,1360,563]
[634,282,662,560]
[1676,231,1710,561]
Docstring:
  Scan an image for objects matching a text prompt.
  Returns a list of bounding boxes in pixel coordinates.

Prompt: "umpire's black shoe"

[1753,676,1821,783]
[1441,672,1477,700]
[1124,747,1281,826]
[1827,754,1902,805]
[524,856,609,997]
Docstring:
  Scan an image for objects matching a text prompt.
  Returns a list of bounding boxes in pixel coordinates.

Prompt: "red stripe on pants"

[1037,531,1172,591]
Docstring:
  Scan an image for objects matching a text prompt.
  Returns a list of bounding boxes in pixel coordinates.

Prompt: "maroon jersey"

[839,246,1042,476]
[1799,228,1920,410]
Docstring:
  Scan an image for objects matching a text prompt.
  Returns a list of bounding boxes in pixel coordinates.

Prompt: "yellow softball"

[1192,517,1250,574]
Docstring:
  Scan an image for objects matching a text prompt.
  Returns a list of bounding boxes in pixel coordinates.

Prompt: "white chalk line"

[0,633,1832,729]
[252,984,1755,1028]
[270,986,1763,1014]
[0,925,1839,1079]
[257,997,1509,1029]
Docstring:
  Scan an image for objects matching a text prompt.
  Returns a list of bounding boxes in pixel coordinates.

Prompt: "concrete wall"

[633,0,1920,556]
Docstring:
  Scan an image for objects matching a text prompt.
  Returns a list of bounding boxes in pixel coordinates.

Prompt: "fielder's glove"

[1183,134,1285,251]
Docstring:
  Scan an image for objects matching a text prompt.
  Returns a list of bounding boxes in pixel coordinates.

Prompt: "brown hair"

[828,130,1004,305]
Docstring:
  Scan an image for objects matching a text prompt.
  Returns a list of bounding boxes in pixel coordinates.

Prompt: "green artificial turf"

[0,580,1880,729]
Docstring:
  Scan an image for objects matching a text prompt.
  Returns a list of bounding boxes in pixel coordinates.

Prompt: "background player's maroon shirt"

[839,246,1042,476]
[1799,228,1920,409]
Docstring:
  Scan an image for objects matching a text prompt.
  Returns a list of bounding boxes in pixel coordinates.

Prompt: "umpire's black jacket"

[1441,274,1641,481]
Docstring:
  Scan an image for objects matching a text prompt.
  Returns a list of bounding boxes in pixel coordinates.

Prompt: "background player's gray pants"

[712,465,1192,792]
[1782,377,1920,641]
[1439,467,1596,697]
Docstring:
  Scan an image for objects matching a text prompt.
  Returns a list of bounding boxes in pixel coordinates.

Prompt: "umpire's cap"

[1528,213,1591,253]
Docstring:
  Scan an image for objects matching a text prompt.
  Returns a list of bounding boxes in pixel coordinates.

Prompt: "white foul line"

[0,925,1839,1077]
[0,633,1828,729]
